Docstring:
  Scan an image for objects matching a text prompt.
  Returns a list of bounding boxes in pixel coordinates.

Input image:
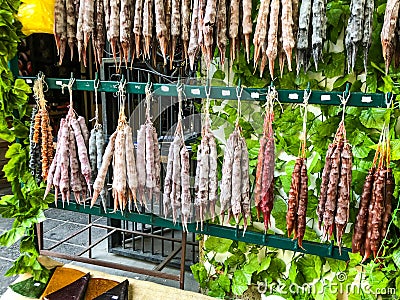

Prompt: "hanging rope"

[61,78,76,110]
[33,73,48,109]
[145,82,153,123]
[204,80,212,132]
[235,85,243,128]
[89,79,102,129]
[264,86,279,139]
[117,79,127,127]
[176,82,185,137]
[300,89,311,158]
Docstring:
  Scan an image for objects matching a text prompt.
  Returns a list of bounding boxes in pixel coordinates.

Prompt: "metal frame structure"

[22,76,389,107]
[21,75,392,289]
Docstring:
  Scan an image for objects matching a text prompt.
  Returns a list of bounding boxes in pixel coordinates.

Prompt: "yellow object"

[40,267,86,299]
[17,0,54,36]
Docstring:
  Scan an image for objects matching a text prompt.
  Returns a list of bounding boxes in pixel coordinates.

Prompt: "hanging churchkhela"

[219,87,251,232]
[254,87,276,232]
[194,86,218,230]
[381,0,400,73]
[54,0,255,70]
[53,0,395,76]
[286,90,310,249]
[345,0,374,73]
[44,79,91,205]
[253,0,296,78]
[88,81,107,212]
[29,74,54,184]
[163,85,191,231]
[352,107,394,260]
[317,92,353,253]
[296,0,327,73]
[91,81,138,212]
[136,84,161,208]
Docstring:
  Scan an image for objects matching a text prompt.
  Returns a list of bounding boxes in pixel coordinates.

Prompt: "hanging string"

[176,82,184,137]
[145,82,153,122]
[384,93,393,168]
[61,78,76,116]
[337,89,350,141]
[264,86,279,138]
[33,73,47,109]
[235,85,243,128]
[117,79,127,126]
[204,80,212,131]
[300,89,311,158]
[90,79,101,128]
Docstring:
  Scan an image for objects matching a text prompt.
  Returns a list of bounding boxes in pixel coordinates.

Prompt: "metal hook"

[94,72,100,89]
[236,78,243,99]
[385,92,393,108]
[176,75,184,93]
[145,74,153,93]
[344,82,350,99]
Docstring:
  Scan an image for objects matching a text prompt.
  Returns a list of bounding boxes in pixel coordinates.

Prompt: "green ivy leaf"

[271,198,287,232]
[243,254,260,274]
[12,119,29,139]
[213,70,225,81]
[297,256,319,283]
[232,270,250,295]
[258,256,272,274]
[288,261,298,283]
[267,258,287,280]
[368,270,390,293]
[391,140,400,161]
[205,236,233,253]
[314,281,337,300]
[217,274,231,292]
[324,53,345,78]
[392,249,400,269]
[333,75,350,89]
[396,276,400,297]
[348,252,362,268]
[359,108,389,130]
[0,226,26,247]
[366,72,378,93]
[190,263,208,289]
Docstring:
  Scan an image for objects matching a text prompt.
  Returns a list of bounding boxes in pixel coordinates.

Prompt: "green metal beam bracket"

[20,76,387,107]
[51,201,350,261]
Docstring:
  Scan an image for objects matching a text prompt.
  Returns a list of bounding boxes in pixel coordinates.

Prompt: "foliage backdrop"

[192,0,400,298]
[0,0,53,283]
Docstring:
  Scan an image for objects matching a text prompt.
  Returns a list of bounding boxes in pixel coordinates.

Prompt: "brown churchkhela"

[255,92,275,232]
[30,76,55,184]
[317,120,352,254]
[352,123,394,260]
[286,93,309,248]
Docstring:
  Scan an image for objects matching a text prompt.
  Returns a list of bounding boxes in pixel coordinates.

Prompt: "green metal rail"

[52,201,350,261]
[21,76,388,107]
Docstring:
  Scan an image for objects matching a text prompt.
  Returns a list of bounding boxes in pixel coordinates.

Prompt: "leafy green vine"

[0,0,52,283]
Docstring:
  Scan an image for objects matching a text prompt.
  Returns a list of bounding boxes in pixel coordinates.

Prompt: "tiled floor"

[0,190,199,296]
